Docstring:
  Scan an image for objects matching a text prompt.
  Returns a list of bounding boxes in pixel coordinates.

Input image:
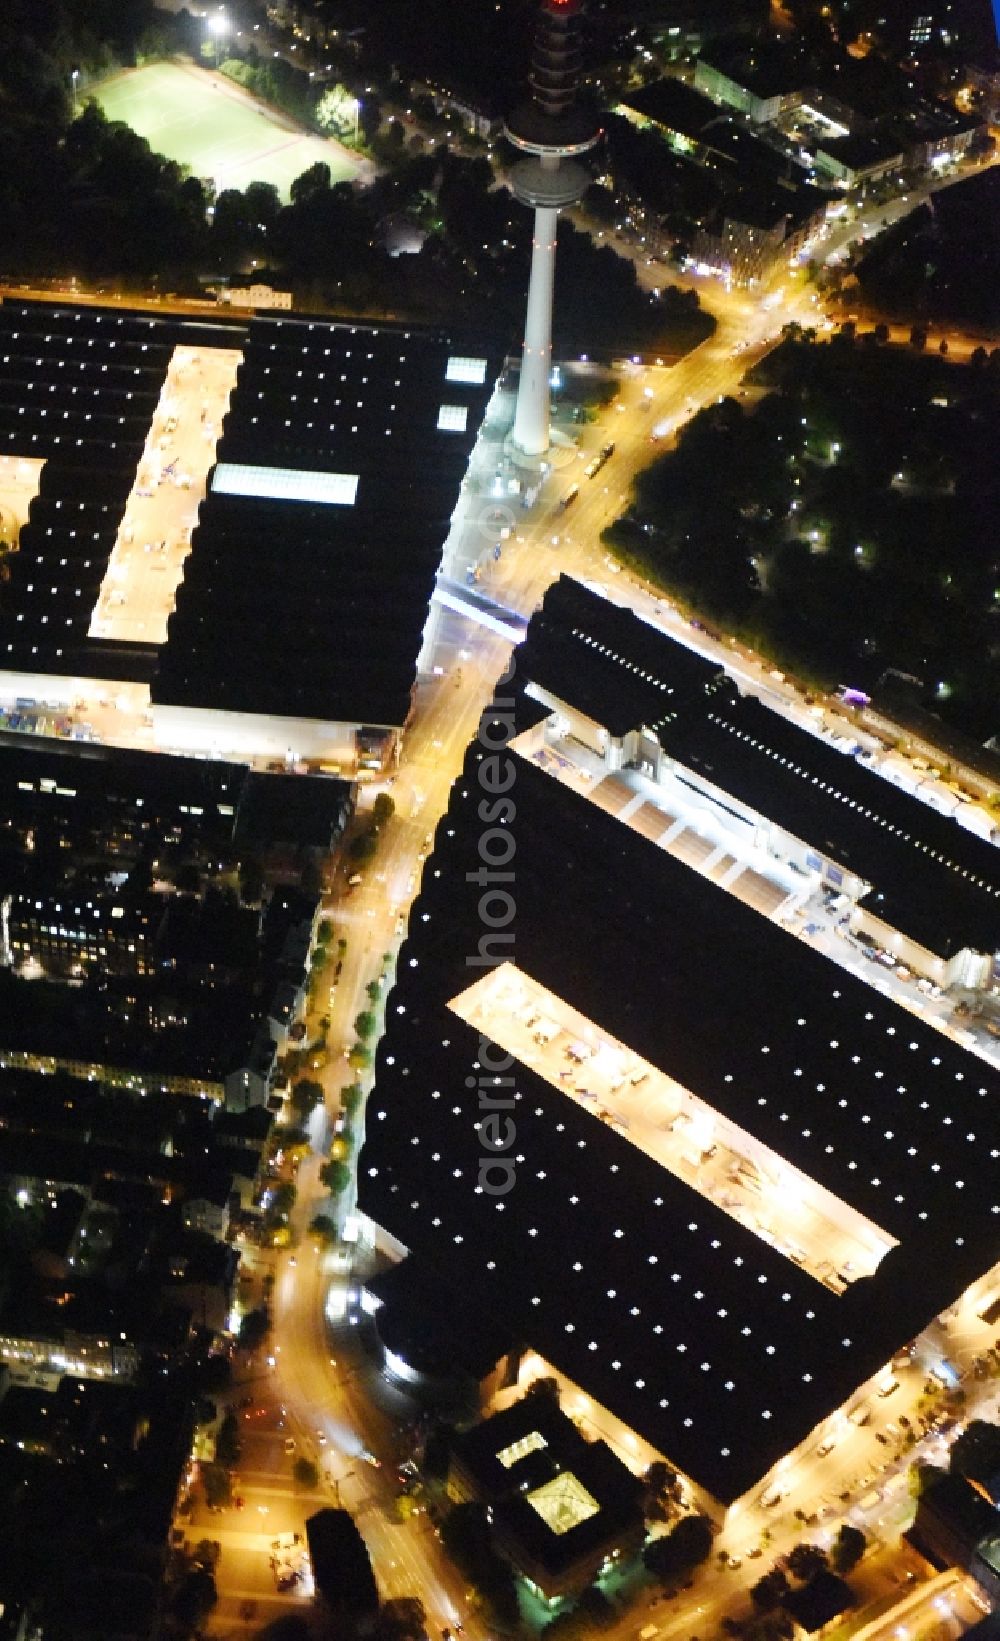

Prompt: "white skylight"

[437,404,469,432]
[526,1472,600,1534]
[212,463,359,506]
[445,355,487,385]
[496,1430,548,1468]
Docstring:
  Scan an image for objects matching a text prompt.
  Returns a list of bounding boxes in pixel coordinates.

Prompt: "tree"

[971,346,988,368]
[191,1538,221,1570]
[354,1010,376,1039]
[197,1354,232,1396]
[373,792,396,826]
[359,93,383,145]
[172,1566,218,1630]
[366,979,383,1003]
[644,1460,681,1519]
[872,322,890,345]
[751,1570,790,1612]
[290,1076,325,1117]
[577,1585,615,1625]
[216,1410,241,1468]
[950,1419,1000,1483]
[202,1463,232,1509]
[349,1044,372,1070]
[349,827,378,861]
[939,338,949,354]
[524,1375,560,1406]
[320,1159,351,1195]
[374,1597,428,1641]
[293,1455,320,1488]
[343,1081,364,1115]
[238,1307,269,1350]
[310,1213,337,1243]
[908,1460,944,1499]
[787,1543,828,1582]
[317,919,334,945]
[268,1182,297,1220]
[829,1523,866,1575]
[908,325,927,350]
[243,178,281,234]
[643,1513,713,1582]
[290,160,331,204]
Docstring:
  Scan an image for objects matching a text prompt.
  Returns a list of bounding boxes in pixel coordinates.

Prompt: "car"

[234,1495,246,1510]
[360,1448,381,1467]
[317,1430,327,1444]
[276,1570,300,1592]
[347,873,363,887]
[284,1437,297,1454]
[289,1255,297,1267]
[816,1437,836,1457]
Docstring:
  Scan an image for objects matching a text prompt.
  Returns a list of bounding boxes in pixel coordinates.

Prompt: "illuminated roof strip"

[211,462,359,506]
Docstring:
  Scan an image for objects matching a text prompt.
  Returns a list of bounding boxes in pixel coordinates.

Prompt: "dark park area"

[604,332,1000,739]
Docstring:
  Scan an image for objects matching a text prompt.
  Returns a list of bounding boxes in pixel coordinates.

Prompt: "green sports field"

[95,61,360,201]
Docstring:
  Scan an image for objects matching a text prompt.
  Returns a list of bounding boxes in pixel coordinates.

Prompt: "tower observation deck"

[506,0,600,457]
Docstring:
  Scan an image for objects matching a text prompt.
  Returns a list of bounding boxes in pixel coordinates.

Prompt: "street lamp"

[71,69,80,116]
[207,10,229,68]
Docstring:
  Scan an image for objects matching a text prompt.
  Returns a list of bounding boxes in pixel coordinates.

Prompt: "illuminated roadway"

[239,290,1000,1636]
[205,245,1000,1629]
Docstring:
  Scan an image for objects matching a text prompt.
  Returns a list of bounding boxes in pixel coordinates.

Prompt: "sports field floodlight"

[207,11,229,66]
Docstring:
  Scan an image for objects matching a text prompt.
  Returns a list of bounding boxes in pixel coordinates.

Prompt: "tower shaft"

[506,0,599,459]
[512,202,558,457]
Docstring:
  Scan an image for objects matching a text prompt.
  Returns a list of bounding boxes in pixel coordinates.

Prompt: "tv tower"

[507,0,600,458]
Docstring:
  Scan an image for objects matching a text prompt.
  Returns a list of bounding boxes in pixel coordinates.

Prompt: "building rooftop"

[152,315,501,729]
[660,690,1000,960]
[360,578,1000,1504]
[618,78,727,141]
[453,1394,643,1575]
[699,42,811,101]
[235,769,353,851]
[815,129,905,172]
[0,299,500,732]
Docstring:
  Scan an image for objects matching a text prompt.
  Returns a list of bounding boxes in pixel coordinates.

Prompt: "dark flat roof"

[153,315,502,728]
[359,578,1000,1504]
[661,692,1000,958]
[619,78,726,139]
[0,299,500,730]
